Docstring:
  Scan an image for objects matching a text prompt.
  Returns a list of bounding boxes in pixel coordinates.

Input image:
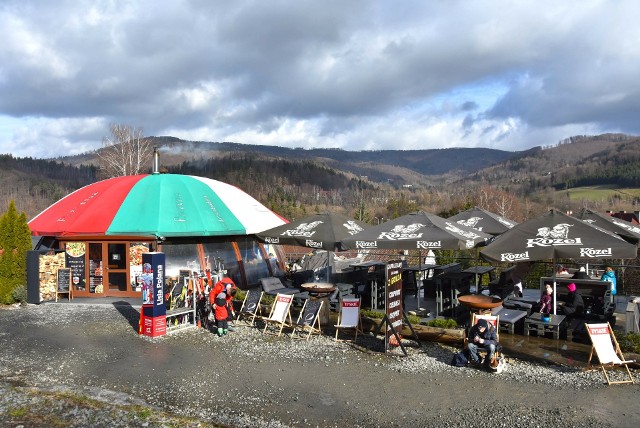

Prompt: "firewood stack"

[39,252,66,302]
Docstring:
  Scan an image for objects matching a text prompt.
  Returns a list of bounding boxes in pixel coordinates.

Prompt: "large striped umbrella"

[28,174,285,237]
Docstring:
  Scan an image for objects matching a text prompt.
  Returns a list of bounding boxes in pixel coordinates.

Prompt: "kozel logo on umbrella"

[379,223,425,240]
[281,221,323,237]
[457,216,482,229]
[444,222,482,249]
[500,251,530,262]
[610,219,640,234]
[526,223,581,247]
[344,220,364,235]
[499,223,613,261]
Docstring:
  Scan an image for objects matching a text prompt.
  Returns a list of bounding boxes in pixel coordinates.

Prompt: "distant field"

[565,186,640,202]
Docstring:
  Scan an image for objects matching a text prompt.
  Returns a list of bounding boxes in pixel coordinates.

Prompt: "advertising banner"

[141,252,166,317]
[385,259,403,349]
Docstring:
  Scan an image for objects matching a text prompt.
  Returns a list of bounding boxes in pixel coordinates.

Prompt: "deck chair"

[262,293,294,336]
[585,322,635,385]
[334,297,363,342]
[465,313,503,371]
[290,299,323,340]
[236,289,264,326]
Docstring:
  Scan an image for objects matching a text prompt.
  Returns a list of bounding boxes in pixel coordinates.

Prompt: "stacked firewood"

[39,252,66,302]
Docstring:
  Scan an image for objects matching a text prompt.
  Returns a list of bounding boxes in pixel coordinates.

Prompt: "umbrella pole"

[552,260,557,315]
[474,248,480,294]
[417,250,422,309]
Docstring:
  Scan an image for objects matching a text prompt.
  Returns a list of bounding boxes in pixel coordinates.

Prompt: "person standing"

[510,261,534,298]
[600,266,617,295]
[209,277,237,333]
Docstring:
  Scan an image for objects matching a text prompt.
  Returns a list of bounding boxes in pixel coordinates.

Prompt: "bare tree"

[98,124,153,178]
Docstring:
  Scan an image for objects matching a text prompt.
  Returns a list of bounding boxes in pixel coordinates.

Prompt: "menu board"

[385,260,404,350]
[57,268,71,293]
[65,242,87,291]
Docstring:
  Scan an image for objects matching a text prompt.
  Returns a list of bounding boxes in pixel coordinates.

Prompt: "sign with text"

[141,252,166,317]
[64,242,86,292]
[385,259,403,348]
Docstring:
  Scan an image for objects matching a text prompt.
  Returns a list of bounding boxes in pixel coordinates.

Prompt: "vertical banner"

[385,259,403,350]
[141,252,166,318]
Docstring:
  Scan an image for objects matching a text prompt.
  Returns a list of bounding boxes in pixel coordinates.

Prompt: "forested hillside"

[0,155,97,218]
[2,133,640,223]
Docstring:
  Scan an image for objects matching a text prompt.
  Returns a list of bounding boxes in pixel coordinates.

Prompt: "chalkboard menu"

[56,268,72,301]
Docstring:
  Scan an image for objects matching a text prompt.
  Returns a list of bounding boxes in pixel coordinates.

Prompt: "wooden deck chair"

[236,289,264,326]
[290,299,323,340]
[585,322,635,385]
[465,313,503,369]
[262,293,294,336]
[334,297,363,342]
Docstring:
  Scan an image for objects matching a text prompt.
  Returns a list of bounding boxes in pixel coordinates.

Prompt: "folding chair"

[290,299,323,340]
[464,313,503,368]
[334,297,363,342]
[262,293,294,336]
[236,289,264,326]
[585,322,635,385]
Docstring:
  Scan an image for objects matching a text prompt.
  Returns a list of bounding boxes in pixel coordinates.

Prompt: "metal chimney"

[153,146,159,174]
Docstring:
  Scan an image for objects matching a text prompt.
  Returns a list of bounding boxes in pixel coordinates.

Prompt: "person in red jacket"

[209,277,237,335]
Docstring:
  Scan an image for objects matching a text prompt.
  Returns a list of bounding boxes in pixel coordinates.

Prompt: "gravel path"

[1,303,639,427]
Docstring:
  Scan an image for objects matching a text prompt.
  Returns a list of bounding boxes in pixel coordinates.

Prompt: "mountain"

[4,133,640,222]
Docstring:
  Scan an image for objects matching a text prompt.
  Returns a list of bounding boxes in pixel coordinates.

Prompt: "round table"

[301,283,336,325]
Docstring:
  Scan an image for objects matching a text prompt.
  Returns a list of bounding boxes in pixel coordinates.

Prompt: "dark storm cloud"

[0,0,639,158]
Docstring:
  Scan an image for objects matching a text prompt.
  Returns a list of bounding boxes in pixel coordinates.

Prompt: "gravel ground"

[1,302,639,427]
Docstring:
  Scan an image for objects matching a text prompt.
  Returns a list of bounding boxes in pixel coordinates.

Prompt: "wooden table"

[403,264,439,307]
[524,312,566,339]
[463,266,496,294]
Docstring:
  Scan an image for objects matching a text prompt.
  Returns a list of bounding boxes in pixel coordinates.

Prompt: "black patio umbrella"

[342,211,492,308]
[447,206,518,236]
[254,212,369,280]
[480,209,637,313]
[342,210,492,251]
[575,208,640,245]
[254,211,368,252]
[447,207,518,293]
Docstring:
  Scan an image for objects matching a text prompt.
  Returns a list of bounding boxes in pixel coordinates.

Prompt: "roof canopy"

[28,174,285,238]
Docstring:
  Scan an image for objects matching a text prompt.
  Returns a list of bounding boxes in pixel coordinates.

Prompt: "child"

[213,291,229,336]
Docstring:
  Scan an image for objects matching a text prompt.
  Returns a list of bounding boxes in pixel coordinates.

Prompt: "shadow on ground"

[112,301,140,332]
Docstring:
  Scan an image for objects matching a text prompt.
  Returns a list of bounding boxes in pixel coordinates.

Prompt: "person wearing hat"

[560,282,584,320]
[466,318,499,370]
[600,266,617,295]
[572,266,590,280]
[209,277,238,334]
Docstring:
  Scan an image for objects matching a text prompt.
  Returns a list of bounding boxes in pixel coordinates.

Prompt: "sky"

[1,0,639,159]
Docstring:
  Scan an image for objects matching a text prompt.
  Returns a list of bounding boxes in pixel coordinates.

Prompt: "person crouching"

[467,318,498,370]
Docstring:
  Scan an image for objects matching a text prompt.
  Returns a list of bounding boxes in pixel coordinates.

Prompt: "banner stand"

[373,260,420,357]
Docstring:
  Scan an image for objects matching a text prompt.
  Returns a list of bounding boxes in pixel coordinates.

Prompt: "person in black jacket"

[560,282,584,320]
[572,267,590,280]
[467,318,499,369]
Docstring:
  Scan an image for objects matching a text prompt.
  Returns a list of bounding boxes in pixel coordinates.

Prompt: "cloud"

[0,0,639,158]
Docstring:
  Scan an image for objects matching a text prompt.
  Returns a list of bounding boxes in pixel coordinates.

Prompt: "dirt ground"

[1,303,639,427]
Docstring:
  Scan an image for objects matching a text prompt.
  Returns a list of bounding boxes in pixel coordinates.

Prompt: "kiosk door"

[106,243,131,296]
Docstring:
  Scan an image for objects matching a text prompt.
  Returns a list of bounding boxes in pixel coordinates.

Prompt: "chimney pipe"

[153,146,159,174]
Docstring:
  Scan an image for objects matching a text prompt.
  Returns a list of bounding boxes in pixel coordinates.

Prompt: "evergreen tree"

[0,201,32,304]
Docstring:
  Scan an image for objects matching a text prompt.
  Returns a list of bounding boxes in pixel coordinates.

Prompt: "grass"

[564,185,640,203]
[4,388,216,427]
[619,331,640,354]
